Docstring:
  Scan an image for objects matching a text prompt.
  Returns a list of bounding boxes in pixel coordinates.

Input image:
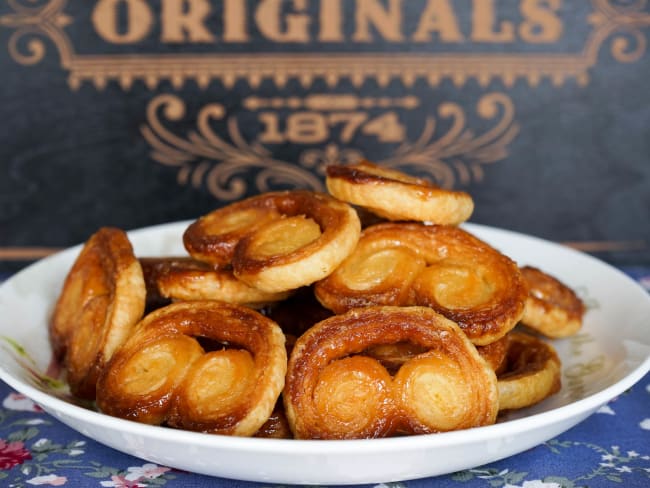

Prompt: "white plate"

[0,222,648,485]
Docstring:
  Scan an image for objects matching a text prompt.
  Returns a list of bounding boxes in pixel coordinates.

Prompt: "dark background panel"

[1,1,648,274]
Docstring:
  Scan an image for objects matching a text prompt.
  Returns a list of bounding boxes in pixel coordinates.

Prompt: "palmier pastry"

[314,228,427,314]
[326,160,474,225]
[50,227,145,399]
[139,257,290,308]
[184,190,361,293]
[520,266,585,338]
[315,222,527,345]
[96,301,286,436]
[284,306,498,439]
[497,331,561,411]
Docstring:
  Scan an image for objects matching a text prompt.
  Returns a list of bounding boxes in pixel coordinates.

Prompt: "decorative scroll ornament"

[1,0,73,66]
[1,0,648,89]
[587,0,650,64]
[375,93,519,188]
[140,94,326,200]
[142,92,519,199]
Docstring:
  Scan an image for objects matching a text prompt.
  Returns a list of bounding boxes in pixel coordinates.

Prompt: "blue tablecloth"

[0,269,648,488]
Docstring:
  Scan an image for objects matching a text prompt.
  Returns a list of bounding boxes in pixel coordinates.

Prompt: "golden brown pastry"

[362,342,429,375]
[139,257,290,308]
[254,401,293,439]
[314,229,427,314]
[520,265,586,338]
[326,160,474,225]
[96,301,287,436]
[315,222,528,345]
[184,190,361,293]
[284,306,498,439]
[50,227,146,400]
[477,334,510,374]
[183,205,282,267]
[363,335,509,376]
[497,331,561,411]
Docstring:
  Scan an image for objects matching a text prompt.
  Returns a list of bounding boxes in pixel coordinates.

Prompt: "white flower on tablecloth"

[24,419,46,425]
[639,418,650,430]
[3,393,43,412]
[504,481,562,488]
[124,463,171,480]
[33,438,49,448]
[26,474,67,486]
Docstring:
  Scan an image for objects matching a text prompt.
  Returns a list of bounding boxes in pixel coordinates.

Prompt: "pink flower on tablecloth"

[0,439,32,470]
[27,474,67,486]
[3,393,44,412]
[99,475,146,488]
[124,463,171,480]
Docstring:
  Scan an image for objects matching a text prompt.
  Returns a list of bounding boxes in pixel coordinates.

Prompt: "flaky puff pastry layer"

[326,161,474,225]
[139,257,290,309]
[50,227,146,400]
[497,331,561,412]
[315,223,528,345]
[477,334,510,374]
[520,266,586,338]
[96,301,286,437]
[184,191,361,293]
[361,334,508,376]
[284,306,498,439]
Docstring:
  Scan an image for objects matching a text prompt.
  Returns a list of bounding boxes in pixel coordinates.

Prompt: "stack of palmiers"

[50,161,585,439]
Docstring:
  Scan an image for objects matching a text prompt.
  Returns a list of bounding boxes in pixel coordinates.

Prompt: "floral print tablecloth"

[0,269,648,488]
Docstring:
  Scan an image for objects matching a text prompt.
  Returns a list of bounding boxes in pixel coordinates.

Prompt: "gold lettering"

[472,0,514,42]
[92,0,153,44]
[161,0,214,43]
[520,0,563,43]
[255,0,310,43]
[90,0,566,47]
[412,0,464,42]
[319,0,344,42]
[223,0,249,42]
[353,0,404,42]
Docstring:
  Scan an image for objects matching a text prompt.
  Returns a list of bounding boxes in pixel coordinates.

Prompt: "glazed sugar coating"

[96,300,286,437]
[184,190,361,293]
[284,306,498,439]
[139,256,290,308]
[326,161,474,225]
[315,222,528,345]
[520,265,586,338]
[50,227,146,400]
[497,331,562,412]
